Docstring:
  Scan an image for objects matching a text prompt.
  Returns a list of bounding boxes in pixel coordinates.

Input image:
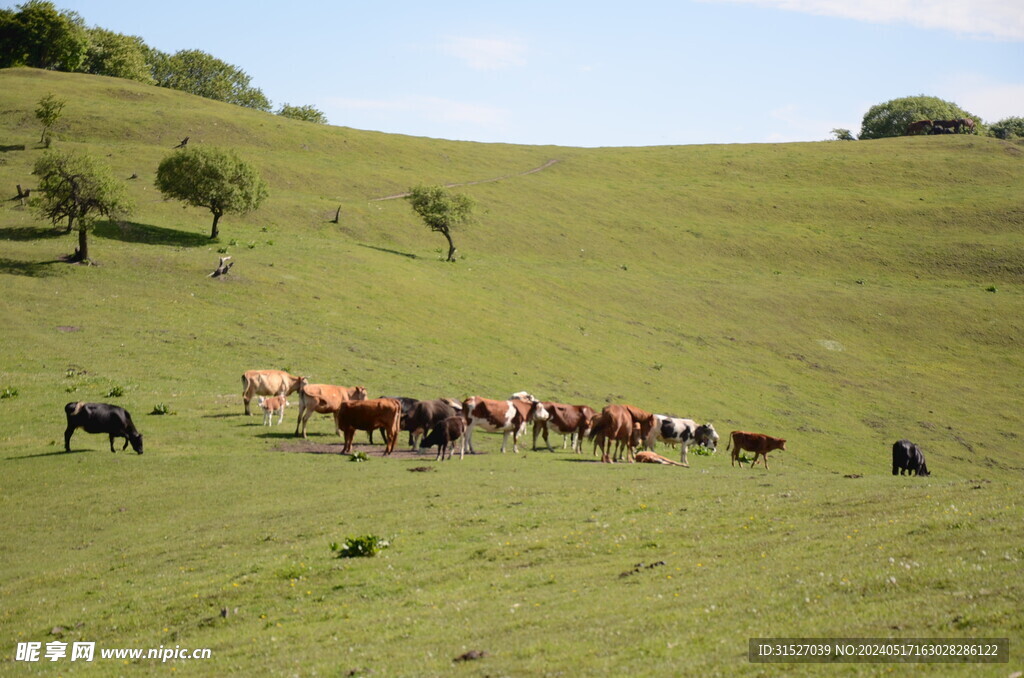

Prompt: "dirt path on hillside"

[369,158,560,201]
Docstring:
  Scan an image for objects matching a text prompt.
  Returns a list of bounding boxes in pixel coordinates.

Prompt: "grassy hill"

[1,67,1022,675]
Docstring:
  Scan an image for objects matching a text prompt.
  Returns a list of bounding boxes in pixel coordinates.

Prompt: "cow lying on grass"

[64,402,143,454]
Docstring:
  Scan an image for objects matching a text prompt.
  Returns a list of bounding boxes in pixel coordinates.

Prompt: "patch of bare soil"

[274,440,485,461]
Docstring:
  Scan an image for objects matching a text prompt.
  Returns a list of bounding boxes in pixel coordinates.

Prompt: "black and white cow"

[644,415,718,466]
[64,402,144,454]
[892,439,929,476]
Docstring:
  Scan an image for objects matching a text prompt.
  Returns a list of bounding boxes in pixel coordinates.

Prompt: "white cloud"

[440,37,528,70]
[699,0,1024,40]
[941,75,1024,121]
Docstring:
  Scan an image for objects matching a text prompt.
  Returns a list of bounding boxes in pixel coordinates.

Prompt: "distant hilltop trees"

[0,1,326,122]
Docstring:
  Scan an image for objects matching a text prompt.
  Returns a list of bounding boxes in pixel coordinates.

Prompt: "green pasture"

[0,68,1022,676]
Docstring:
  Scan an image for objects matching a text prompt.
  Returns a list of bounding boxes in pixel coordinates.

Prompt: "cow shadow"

[93,221,209,248]
[7,448,90,460]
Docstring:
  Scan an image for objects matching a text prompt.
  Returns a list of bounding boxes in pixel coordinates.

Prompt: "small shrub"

[691,445,715,457]
[1,386,19,399]
[350,451,369,462]
[330,535,390,558]
[151,403,171,415]
[105,385,125,398]
[986,286,998,293]
[217,246,229,254]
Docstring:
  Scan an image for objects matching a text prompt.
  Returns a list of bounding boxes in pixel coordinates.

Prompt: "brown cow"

[906,119,932,135]
[533,402,596,453]
[588,404,637,463]
[460,394,548,459]
[294,378,368,438]
[241,369,304,415]
[727,430,787,470]
[334,398,402,455]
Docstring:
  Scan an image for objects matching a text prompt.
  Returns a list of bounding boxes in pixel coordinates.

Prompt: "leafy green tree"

[0,1,88,71]
[155,146,268,239]
[405,185,474,262]
[33,150,134,262]
[830,128,855,141]
[83,28,153,83]
[988,117,1024,139]
[276,103,328,124]
[152,49,271,111]
[34,92,65,144]
[859,95,979,139]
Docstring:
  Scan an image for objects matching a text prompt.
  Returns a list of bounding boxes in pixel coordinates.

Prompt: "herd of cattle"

[905,118,976,136]
[58,368,931,475]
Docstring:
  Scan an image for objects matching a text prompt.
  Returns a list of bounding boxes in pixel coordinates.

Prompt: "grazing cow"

[420,415,467,461]
[368,396,419,445]
[645,415,719,466]
[459,394,549,459]
[906,119,932,135]
[294,378,368,438]
[930,121,955,134]
[634,450,687,466]
[241,370,304,416]
[64,402,143,454]
[892,439,930,476]
[334,398,402,455]
[727,430,786,469]
[957,117,976,133]
[589,404,638,463]
[258,395,288,426]
[532,402,596,453]
[404,398,461,449]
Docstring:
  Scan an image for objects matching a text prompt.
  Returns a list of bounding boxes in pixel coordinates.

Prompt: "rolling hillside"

[1,67,1022,675]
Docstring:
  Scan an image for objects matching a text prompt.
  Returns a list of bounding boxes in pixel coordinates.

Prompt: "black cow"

[404,398,461,449]
[420,415,466,461]
[892,439,929,476]
[64,402,143,454]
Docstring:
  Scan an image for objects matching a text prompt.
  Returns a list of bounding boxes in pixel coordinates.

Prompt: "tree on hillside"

[988,117,1024,139]
[276,104,328,124]
[151,49,271,111]
[155,146,268,239]
[82,28,153,83]
[33,150,134,262]
[405,185,474,262]
[34,92,65,144]
[0,0,88,71]
[859,95,980,139]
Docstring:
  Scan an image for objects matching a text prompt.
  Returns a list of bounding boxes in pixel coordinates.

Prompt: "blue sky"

[51,0,1024,147]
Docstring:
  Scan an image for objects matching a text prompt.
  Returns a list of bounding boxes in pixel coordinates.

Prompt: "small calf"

[64,401,143,454]
[420,416,467,461]
[258,395,289,426]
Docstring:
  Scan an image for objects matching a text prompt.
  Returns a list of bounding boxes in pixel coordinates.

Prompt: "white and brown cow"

[459,393,548,459]
[532,402,596,453]
[257,395,288,426]
[241,369,304,416]
[644,415,718,467]
[294,378,368,439]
